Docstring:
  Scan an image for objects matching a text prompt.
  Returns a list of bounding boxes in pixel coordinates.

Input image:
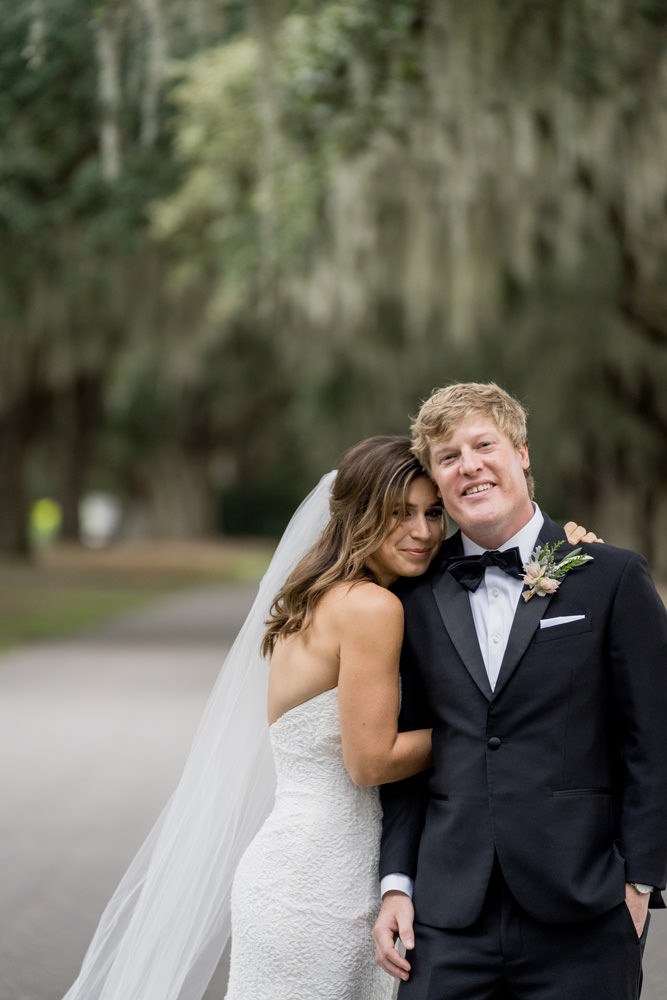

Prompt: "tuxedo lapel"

[492,588,555,697]
[493,514,567,698]
[432,561,493,701]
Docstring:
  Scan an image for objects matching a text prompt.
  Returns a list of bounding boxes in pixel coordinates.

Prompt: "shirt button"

[487,736,502,750]
[492,634,501,645]
[491,588,499,598]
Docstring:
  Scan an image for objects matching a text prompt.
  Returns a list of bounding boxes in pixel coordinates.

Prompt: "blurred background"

[1,0,667,574]
[2,0,667,627]
[1,4,666,996]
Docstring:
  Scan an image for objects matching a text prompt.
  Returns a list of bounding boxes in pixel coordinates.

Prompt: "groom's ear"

[518,442,530,469]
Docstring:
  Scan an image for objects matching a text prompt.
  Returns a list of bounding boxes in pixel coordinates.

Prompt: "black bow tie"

[447,547,525,592]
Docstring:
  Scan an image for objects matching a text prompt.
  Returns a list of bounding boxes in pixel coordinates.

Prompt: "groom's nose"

[459,445,482,475]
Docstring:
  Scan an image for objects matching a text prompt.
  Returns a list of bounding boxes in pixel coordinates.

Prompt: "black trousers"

[399,860,650,1000]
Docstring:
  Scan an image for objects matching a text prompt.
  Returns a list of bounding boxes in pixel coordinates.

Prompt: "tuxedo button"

[487,736,502,750]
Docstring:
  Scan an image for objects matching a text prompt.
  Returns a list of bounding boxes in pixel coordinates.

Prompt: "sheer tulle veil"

[63,471,336,1000]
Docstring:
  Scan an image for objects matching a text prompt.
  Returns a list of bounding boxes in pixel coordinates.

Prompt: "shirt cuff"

[630,883,654,894]
[380,874,414,898]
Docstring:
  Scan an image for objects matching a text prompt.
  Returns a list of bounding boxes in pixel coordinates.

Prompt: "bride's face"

[365,475,444,588]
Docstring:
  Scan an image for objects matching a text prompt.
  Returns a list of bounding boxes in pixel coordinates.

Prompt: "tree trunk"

[55,376,105,543]
[96,3,124,181]
[0,390,51,557]
[122,448,217,539]
[251,0,286,309]
[0,415,31,556]
[138,0,167,148]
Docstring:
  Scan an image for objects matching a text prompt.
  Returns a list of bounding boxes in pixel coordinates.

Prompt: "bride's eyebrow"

[404,501,443,511]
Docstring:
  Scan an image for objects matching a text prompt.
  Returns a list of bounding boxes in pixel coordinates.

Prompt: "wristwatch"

[630,883,653,894]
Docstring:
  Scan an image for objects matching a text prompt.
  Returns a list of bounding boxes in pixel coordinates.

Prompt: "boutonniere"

[522,541,593,602]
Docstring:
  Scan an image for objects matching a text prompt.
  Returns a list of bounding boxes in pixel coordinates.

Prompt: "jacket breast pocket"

[534,612,592,642]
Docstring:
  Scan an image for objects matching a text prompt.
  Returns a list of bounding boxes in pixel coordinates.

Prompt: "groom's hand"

[372,890,415,981]
[625,883,650,937]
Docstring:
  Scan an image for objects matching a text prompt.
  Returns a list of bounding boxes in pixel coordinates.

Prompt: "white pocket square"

[539,615,586,629]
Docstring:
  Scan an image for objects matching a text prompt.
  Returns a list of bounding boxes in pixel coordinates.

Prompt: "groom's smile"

[463,482,494,496]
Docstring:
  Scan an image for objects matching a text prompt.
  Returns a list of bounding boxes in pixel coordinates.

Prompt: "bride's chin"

[401,562,430,576]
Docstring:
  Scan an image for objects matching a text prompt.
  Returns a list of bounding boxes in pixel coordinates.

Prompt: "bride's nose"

[409,513,431,538]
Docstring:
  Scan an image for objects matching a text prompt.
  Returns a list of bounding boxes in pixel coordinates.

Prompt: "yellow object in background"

[30,498,62,545]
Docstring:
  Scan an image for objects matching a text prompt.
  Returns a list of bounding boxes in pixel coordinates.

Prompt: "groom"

[373,382,667,999]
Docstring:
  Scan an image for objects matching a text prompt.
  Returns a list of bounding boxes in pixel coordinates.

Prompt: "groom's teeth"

[465,484,492,495]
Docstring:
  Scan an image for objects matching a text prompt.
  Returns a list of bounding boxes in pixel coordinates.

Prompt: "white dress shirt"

[381,505,543,899]
[462,503,542,690]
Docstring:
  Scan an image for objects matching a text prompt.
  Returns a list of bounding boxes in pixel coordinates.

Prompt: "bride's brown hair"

[262,436,439,656]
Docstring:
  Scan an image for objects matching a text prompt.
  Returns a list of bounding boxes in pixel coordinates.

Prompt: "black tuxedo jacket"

[380,513,667,928]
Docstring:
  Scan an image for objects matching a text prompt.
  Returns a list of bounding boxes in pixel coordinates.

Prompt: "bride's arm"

[336,583,432,787]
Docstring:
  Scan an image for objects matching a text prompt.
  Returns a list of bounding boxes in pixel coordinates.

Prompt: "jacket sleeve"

[379,637,432,881]
[609,553,667,896]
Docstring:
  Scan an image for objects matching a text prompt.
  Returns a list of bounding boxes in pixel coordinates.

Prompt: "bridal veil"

[63,471,336,1000]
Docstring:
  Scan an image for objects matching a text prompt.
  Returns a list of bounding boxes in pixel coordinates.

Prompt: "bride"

[226,436,443,999]
[64,436,441,1000]
[63,435,596,1000]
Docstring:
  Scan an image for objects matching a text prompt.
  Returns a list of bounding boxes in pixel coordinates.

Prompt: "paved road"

[0,584,256,1000]
[1,583,665,1000]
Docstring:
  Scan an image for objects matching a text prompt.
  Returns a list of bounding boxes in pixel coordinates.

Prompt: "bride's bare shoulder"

[322,580,403,627]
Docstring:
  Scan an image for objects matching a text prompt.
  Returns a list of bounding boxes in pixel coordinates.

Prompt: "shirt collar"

[461,503,542,565]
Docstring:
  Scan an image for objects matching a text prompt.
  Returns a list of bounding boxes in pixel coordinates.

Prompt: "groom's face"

[428,414,533,548]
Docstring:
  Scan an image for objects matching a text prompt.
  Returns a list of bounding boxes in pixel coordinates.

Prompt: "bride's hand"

[564,522,604,545]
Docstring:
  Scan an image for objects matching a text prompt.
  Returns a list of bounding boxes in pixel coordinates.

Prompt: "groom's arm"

[375,639,432,979]
[608,552,667,899]
[379,638,432,884]
[379,774,429,885]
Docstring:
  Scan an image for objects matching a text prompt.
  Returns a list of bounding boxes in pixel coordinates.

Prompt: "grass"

[0,539,274,651]
[1,540,664,653]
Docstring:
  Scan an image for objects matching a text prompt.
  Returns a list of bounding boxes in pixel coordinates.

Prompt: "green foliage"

[281,0,426,149]
[153,40,263,297]
[1,0,666,568]
[0,3,97,217]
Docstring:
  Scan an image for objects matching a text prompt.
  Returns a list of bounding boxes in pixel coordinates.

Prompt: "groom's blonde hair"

[411,382,535,499]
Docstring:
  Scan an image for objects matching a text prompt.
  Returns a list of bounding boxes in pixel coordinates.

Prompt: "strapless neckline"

[270,685,337,729]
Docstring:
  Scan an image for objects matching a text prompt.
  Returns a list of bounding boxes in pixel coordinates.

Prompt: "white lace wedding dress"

[225,686,397,1000]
